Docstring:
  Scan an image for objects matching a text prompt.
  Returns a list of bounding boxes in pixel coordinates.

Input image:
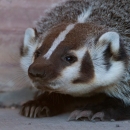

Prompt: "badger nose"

[28,64,46,79]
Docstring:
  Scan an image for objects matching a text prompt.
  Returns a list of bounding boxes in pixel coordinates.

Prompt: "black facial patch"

[103,43,112,70]
[115,41,128,64]
[20,43,29,56]
[103,39,128,70]
[73,51,94,84]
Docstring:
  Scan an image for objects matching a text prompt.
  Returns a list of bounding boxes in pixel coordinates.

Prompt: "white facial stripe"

[44,24,75,59]
[77,6,92,23]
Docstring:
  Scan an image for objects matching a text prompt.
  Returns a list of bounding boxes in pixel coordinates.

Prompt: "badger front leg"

[20,92,107,118]
[20,92,71,118]
[20,92,89,118]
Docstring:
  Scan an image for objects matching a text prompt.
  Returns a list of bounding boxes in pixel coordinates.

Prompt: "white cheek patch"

[61,47,87,81]
[77,6,92,23]
[57,47,94,96]
[94,61,125,86]
[50,47,87,90]
[44,24,75,59]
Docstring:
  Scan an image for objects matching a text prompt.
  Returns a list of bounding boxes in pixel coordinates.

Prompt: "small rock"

[116,124,120,127]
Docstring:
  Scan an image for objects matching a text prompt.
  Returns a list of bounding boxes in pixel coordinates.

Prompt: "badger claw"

[68,110,81,121]
[20,101,50,118]
[68,110,93,121]
[76,110,93,120]
[91,112,105,121]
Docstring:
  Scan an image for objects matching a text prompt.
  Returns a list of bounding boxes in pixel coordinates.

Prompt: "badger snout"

[28,61,58,83]
[28,64,46,80]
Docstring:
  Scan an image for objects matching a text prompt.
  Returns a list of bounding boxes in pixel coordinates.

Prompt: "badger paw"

[68,110,106,121]
[20,100,50,118]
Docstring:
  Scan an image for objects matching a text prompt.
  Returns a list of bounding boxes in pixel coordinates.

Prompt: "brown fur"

[38,23,68,56]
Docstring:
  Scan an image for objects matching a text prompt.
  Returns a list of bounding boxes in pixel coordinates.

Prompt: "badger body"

[20,0,130,120]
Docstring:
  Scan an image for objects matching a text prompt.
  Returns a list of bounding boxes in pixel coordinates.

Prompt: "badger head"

[20,23,127,97]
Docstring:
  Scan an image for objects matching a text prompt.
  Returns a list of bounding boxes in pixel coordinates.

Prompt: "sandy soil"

[1,108,130,130]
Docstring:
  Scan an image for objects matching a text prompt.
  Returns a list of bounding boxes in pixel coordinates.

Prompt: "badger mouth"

[31,79,61,92]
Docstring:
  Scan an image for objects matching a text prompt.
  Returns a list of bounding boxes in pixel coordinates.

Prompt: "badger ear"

[24,28,36,46]
[97,32,120,56]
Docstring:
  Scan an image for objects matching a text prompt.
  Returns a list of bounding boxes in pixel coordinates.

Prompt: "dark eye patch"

[73,51,94,84]
[34,50,41,59]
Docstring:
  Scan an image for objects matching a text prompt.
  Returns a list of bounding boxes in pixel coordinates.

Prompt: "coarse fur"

[20,0,130,121]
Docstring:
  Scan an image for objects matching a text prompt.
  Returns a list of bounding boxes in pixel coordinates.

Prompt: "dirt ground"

[0,108,130,130]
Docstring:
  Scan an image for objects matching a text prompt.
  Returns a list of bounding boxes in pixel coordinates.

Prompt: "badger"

[20,0,130,121]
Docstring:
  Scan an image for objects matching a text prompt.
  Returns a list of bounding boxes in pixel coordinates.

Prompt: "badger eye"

[64,55,77,64]
[34,50,41,59]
